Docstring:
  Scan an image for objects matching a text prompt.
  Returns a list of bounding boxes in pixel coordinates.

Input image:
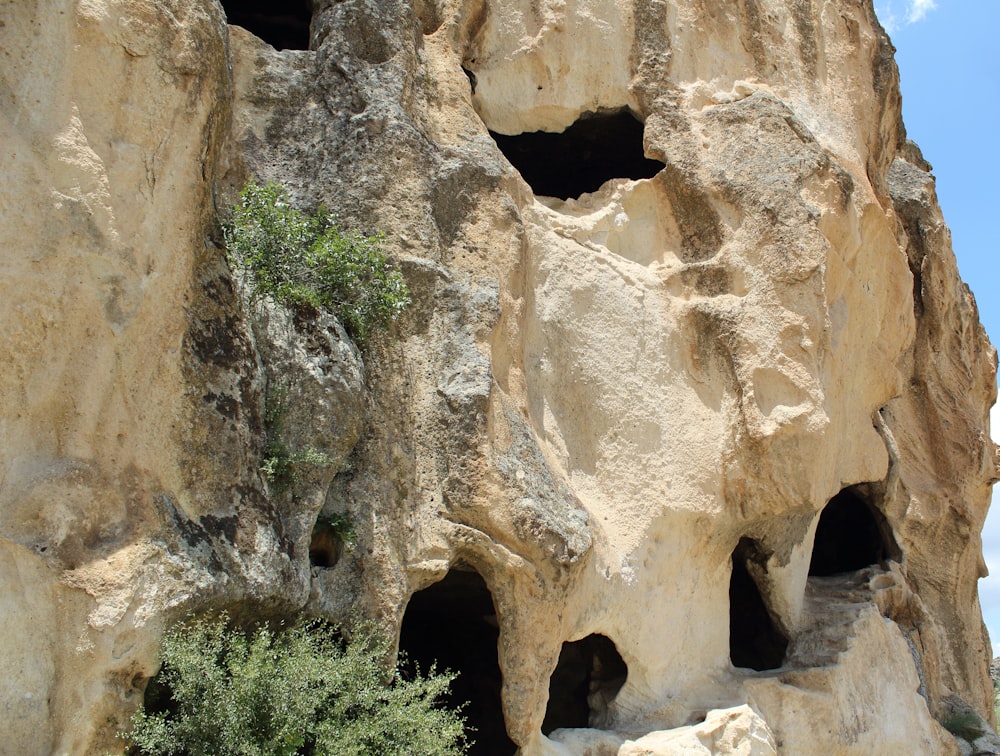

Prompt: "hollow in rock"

[730,538,788,671]
[542,634,627,733]
[809,487,897,576]
[399,568,515,755]
[220,0,312,50]
[489,110,665,200]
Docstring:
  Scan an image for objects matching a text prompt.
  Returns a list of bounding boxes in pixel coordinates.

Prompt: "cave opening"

[398,568,516,756]
[808,487,897,577]
[307,527,339,568]
[220,0,313,51]
[542,634,627,734]
[729,538,788,671]
[489,110,665,200]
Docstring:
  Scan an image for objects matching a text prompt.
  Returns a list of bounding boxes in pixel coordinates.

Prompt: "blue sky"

[874,0,1000,653]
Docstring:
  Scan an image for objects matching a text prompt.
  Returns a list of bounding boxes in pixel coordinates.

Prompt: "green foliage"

[260,384,335,496]
[314,512,357,549]
[224,181,410,346]
[126,615,469,756]
[942,711,985,741]
[994,677,1000,730]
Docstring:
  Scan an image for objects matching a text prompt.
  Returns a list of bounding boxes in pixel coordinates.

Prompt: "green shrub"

[942,711,985,741]
[225,182,410,346]
[314,512,357,548]
[126,615,469,755]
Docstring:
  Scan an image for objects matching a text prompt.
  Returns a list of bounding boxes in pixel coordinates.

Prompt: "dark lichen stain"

[658,164,723,263]
[201,514,239,543]
[678,265,731,296]
[187,315,247,368]
[202,392,240,421]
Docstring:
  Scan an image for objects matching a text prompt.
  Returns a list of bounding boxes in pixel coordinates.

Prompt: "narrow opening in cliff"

[399,568,516,755]
[542,634,627,733]
[308,529,339,568]
[730,538,788,671]
[221,0,313,50]
[809,487,898,576]
[489,110,665,200]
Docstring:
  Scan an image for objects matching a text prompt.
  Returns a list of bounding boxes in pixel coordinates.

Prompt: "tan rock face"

[1,0,995,754]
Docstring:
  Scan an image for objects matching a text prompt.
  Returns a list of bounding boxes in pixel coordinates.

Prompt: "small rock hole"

[220,0,313,50]
[308,528,340,568]
[399,568,515,755]
[809,486,897,576]
[730,538,788,671]
[489,110,665,200]
[542,634,627,733]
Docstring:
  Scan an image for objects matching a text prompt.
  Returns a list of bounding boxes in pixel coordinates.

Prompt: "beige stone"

[618,706,777,755]
[1,0,996,753]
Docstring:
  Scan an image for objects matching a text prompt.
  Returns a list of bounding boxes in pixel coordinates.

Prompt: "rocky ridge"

[1,0,997,753]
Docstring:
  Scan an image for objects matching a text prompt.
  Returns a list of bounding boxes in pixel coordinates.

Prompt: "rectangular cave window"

[221,0,313,50]
[398,567,516,756]
[730,538,788,671]
[489,110,665,200]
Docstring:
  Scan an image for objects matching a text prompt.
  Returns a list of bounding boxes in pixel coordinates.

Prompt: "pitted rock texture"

[1,0,997,754]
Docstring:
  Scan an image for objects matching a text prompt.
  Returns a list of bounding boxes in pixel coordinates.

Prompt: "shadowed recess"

[489,110,665,200]
[809,487,898,576]
[220,0,313,50]
[399,568,516,756]
[542,634,627,733]
[730,538,788,671]
[308,528,339,568]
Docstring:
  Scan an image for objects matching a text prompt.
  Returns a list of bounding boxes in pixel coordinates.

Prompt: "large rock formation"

[1,0,996,753]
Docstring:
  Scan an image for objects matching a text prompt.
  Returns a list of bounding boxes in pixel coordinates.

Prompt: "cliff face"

[1,0,996,753]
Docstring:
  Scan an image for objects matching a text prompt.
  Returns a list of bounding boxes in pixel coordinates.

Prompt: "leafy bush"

[942,711,985,741]
[314,512,357,548]
[126,615,469,756]
[992,673,1000,730]
[225,182,410,346]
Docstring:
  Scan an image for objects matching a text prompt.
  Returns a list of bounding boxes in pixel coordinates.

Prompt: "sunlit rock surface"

[1,0,996,753]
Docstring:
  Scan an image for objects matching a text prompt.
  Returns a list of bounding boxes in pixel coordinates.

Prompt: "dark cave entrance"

[489,110,665,200]
[307,528,339,568]
[808,487,897,576]
[729,538,788,671]
[542,634,628,734]
[398,568,516,756]
[220,0,313,51]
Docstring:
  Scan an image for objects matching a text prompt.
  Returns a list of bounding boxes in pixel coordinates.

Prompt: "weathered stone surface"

[0,3,362,752]
[619,706,777,755]
[544,705,776,755]
[1,0,997,754]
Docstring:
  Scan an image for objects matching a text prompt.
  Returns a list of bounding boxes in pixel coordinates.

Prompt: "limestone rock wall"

[1,0,996,754]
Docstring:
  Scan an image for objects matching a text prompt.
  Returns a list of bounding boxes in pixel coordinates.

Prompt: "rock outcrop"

[1,0,996,753]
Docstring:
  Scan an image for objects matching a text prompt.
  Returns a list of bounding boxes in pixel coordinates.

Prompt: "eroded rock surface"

[1,0,996,753]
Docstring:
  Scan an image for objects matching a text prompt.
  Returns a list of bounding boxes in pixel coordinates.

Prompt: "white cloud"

[907,0,938,24]
[876,3,900,33]
[875,0,938,34]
